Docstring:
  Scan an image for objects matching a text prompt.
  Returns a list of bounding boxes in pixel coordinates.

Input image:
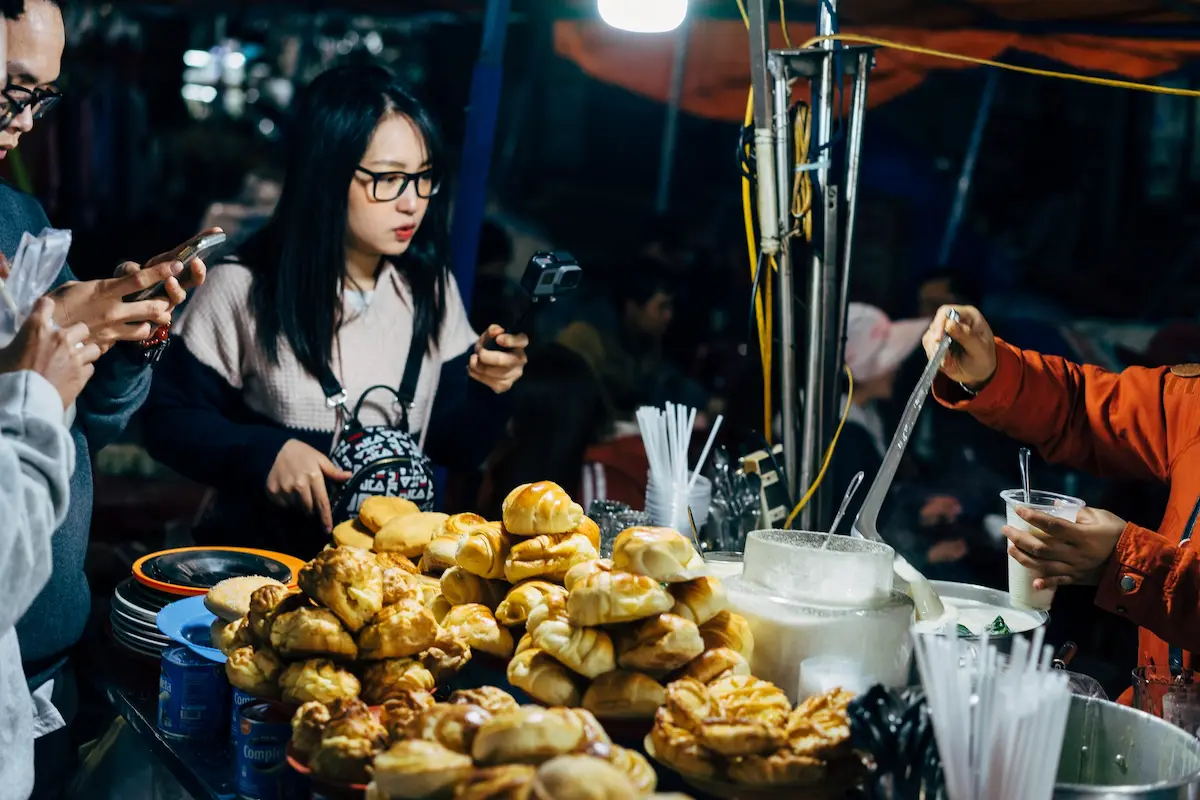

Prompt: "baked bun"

[726,750,826,786]
[323,696,389,751]
[456,522,514,580]
[697,719,787,757]
[663,677,718,732]
[224,645,284,698]
[453,765,536,799]
[442,603,515,659]
[377,555,423,607]
[531,754,637,800]
[449,686,520,716]
[279,658,361,705]
[650,706,716,779]
[786,688,854,757]
[360,658,436,704]
[472,707,586,765]
[372,740,474,799]
[408,702,493,754]
[269,606,358,660]
[421,537,461,575]
[358,496,420,533]
[205,576,286,622]
[515,632,534,655]
[612,527,705,583]
[582,670,666,719]
[525,594,570,638]
[309,735,379,784]
[495,581,569,627]
[707,675,791,728]
[440,566,509,610]
[333,518,375,550]
[429,593,452,624]
[563,559,612,592]
[530,610,616,679]
[505,533,598,584]
[290,701,331,758]
[212,615,251,655]
[374,511,450,559]
[668,577,728,626]
[574,517,601,551]
[675,647,751,685]
[297,547,384,632]
[566,570,673,626]
[615,614,705,673]
[413,573,443,606]
[246,585,302,644]
[503,482,584,535]
[506,648,582,707]
[607,745,658,795]
[380,690,437,739]
[418,628,473,681]
[698,611,755,661]
[357,598,439,660]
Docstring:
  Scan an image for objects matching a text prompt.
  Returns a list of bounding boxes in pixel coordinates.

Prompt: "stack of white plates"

[110,577,174,658]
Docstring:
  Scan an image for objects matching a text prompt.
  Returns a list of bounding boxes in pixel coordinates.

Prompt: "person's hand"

[469,324,529,394]
[0,298,101,408]
[921,304,998,391]
[265,439,352,533]
[1005,505,1127,589]
[920,495,963,527]
[134,227,220,304]
[48,263,180,353]
[927,538,968,564]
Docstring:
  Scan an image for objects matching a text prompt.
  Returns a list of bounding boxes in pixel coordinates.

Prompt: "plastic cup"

[1000,488,1084,610]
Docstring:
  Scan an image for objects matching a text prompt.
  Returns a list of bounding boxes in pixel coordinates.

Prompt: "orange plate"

[132,546,307,597]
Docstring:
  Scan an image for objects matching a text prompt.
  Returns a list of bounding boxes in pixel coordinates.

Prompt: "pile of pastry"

[505,525,756,723]
[211,545,471,705]
[288,685,678,799]
[650,675,856,788]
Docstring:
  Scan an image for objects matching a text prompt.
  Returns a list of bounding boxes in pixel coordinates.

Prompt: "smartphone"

[124,231,227,303]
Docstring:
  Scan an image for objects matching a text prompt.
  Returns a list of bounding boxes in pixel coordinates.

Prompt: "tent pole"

[938,69,999,267]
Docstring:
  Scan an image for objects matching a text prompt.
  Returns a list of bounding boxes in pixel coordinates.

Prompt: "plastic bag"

[0,227,72,338]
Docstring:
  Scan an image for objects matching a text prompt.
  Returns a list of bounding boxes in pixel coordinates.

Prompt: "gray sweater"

[0,183,152,685]
[0,371,74,800]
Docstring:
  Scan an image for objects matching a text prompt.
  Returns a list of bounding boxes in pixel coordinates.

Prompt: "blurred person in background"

[143,64,527,557]
[467,219,520,334]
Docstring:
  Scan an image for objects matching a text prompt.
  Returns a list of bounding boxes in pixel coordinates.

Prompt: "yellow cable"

[784,363,853,529]
[778,0,792,48]
[741,86,773,442]
[791,102,812,242]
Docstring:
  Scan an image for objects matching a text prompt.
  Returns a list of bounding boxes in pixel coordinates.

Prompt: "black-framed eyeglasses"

[355,166,440,202]
[0,84,63,126]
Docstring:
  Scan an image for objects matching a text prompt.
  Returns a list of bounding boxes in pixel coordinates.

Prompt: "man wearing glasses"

[2,1,211,796]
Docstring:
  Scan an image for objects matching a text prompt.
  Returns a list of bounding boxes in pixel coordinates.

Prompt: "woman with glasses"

[142,63,528,555]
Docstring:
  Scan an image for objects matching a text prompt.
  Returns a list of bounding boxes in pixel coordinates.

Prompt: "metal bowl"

[927,580,1050,652]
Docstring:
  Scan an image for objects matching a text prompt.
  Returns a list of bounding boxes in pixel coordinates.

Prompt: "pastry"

[453,765,536,799]
[607,746,657,796]
[568,708,612,759]
[663,678,718,732]
[449,686,519,716]
[573,517,601,551]
[456,522,514,580]
[205,576,286,622]
[422,536,461,575]
[297,547,384,632]
[442,604,515,659]
[377,550,421,598]
[582,670,666,720]
[531,755,636,800]
[429,593,453,623]
[563,559,612,592]
[696,719,787,757]
[443,512,489,538]
[333,518,375,550]
[380,690,437,739]
[472,706,586,765]
[413,573,443,606]
[374,511,450,559]
[310,735,379,784]
[786,688,853,757]
[698,611,755,661]
[708,675,791,729]
[359,495,420,532]
[408,702,493,754]
[324,697,389,751]
[525,595,570,639]
[279,658,361,704]
[502,482,584,535]
[269,606,358,660]
[441,567,509,610]
[419,628,473,681]
[649,707,716,779]
[224,645,284,698]
[290,701,331,757]
[373,740,474,799]
[357,598,439,660]
[611,527,705,583]
[615,614,705,673]
[211,615,251,655]
[530,610,615,679]
[725,750,826,786]
[360,658,436,704]
[675,647,751,685]
[515,633,534,655]
[567,570,674,626]
[505,533,598,584]
[495,581,569,627]
[506,648,582,707]
[668,577,728,626]
[246,585,304,645]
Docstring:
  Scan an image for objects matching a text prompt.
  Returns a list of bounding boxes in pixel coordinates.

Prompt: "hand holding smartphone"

[123,231,227,303]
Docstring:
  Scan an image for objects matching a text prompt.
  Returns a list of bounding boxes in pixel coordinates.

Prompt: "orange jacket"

[934,338,1200,683]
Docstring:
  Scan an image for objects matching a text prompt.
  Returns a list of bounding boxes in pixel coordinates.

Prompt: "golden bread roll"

[524,594,569,639]
[453,765,536,799]
[696,720,787,757]
[495,581,569,627]
[505,533,598,584]
[506,648,582,707]
[408,702,493,754]
[360,658,436,704]
[615,614,705,672]
[649,706,716,779]
[582,670,666,720]
[246,585,302,645]
[381,690,437,739]
[373,740,474,799]
[379,565,423,608]
[269,606,358,660]
[441,567,509,610]
[421,536,460,575]
[567,570,674,626]
[786,688,853,757]
[611,527,705,583]
[442,603,515,659]
[574,517,601,551]
[668,577,728,626]
[310,735,378,784]
[708,675,791,728]
[374,511,451,559]
[449,686,520,716]
[357,598,439,660]
[359,495,420,533]
[563,559,612,593]
[503,482,584,536]
[429,593,453,624]
[205,576,286,622]
[698,611,755,661]
[376,550,420,574]
[472,706,586,765]
[333,518,375,550]
[531,755,636,800]
[515,632,534,655]
[419,628,473,681]
[530,612,616,679]
[279,658,360,704]
[568,707,613,760]
[663,678,718,732]
[675,647,751,685]
[297,547,384,632]
[608,745,657,796]
[224,645,284,698]
[290,701,330,758]
[323,696,389,750]
[725,751,826,786]
[456,522,514,580]
[212,616,251,655]
[413,573,443,606]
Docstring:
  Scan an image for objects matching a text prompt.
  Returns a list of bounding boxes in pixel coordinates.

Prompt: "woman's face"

[346,112,432,259]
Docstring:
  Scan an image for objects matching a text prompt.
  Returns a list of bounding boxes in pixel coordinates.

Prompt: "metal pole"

[937,69,999,267]
[771,58,797,502]
[655,18,692,214]
[746,1,772,131]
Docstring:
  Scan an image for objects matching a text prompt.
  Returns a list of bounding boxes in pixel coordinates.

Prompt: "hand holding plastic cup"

[1000,488,1084,610]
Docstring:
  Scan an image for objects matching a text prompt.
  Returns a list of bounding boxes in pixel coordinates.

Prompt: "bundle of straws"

[635,402,722,540]
[914,627,1071,800]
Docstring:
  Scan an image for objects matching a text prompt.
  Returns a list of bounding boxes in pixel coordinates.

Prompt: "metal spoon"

[1019,447,1032,504]
[829,471,865,536]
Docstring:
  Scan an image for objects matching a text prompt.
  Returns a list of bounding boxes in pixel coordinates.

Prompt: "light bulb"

[598,0,688,33]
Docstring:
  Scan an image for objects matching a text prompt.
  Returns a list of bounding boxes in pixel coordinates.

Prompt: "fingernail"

[171,261,184,275]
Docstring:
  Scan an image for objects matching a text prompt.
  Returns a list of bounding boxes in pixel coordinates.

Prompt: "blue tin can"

[235,702,304,800]
[157,646,227,740]
[230,687,256,740]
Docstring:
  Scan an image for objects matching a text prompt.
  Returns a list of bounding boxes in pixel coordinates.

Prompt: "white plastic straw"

[686,414,723,495]
[637,402,704,537]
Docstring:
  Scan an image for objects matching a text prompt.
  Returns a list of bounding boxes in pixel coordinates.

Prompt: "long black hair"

[244,63,450,379]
